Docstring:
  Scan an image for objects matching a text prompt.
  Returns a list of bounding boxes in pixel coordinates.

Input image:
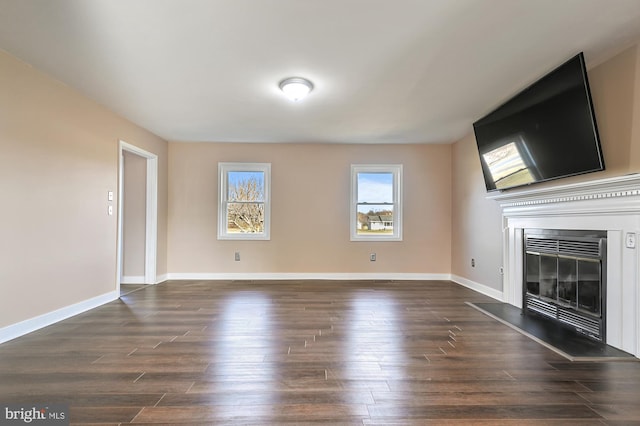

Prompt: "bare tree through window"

[218,163,271,240]
[227,173,264,233]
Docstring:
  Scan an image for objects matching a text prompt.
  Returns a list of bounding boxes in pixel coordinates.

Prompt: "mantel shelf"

[486,173,640,208]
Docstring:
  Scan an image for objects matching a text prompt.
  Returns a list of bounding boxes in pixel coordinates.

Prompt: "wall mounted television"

[473,52,604,192]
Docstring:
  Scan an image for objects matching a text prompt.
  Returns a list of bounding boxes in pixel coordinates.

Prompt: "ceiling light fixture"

[279,77,313,101]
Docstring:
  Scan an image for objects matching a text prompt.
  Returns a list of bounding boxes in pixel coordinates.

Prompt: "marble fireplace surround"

[488,174,640,358]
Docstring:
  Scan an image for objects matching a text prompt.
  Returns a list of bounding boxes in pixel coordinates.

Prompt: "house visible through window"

[218,162,271,240]
[351,164,402,241]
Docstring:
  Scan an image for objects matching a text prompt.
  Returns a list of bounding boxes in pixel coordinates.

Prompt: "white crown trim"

[487,173,640,208]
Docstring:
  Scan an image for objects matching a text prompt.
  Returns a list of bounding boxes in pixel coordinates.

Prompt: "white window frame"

[350,164,403,241]
[218,162,271,240]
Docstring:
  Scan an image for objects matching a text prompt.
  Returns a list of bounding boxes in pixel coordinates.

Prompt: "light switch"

[626,232,636,249]
[108,191,114,201]
[108,205,113,216]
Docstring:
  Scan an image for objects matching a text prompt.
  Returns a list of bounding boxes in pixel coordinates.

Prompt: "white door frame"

[117,140,158,290]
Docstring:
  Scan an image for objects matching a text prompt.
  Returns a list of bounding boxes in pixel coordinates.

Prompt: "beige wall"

[628,43,640,170]
[168,142,452,274]
[122,151,147,280]
[0,50,168,329]
[451,133,504,289]
[451,42,640,291]
[588,44,638,177]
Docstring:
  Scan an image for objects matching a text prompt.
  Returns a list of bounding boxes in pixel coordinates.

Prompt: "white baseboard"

[120,275,145,284]
[120,274,168,285]
[165,272,453,281]
[0,290,119,344]
[451,274,504,301]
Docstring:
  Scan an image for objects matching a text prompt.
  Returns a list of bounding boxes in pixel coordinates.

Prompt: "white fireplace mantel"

[488,173,640,358]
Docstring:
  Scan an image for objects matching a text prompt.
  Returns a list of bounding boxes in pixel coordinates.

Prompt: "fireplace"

[488,173,640,358]
[523,229,606,341]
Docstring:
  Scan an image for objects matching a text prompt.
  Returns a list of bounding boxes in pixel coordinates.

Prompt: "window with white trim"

[218,162,271,240]
[350,164,402,241]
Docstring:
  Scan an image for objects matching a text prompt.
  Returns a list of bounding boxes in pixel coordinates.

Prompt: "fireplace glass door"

[558,256,577,308]
[523,229,606,341]
[578,259,601,316]
[539,254,558,301]
[525,252,540,296]
[526,253,602,318]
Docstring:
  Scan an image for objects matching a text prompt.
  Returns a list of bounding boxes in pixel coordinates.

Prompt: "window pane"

[227,202,264,234]
[356,204,393,235]
[228,171,265,202]
[357,172,393,203]
[219,162,270,240]
[350,164,402,242]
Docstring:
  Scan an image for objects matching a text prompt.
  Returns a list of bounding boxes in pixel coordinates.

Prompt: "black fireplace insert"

[524,229,607,341]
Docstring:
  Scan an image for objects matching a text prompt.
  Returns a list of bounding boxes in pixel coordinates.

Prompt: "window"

[350,164,402,241]
[218,162,271,240]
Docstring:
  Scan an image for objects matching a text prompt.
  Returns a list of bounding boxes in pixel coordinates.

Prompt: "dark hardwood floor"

[1,280,639,425]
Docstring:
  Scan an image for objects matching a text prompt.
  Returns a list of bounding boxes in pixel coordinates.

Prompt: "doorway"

[117,140,158,294]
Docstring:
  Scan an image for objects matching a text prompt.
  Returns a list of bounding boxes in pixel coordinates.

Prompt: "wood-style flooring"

[1,280,639,425]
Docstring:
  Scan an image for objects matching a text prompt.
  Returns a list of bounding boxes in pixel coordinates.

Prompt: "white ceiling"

[1,0,640,144]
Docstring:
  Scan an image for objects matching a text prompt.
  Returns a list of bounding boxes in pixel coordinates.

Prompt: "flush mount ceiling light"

[279,77,314,101]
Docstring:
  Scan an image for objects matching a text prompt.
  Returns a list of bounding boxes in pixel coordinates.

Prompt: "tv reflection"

[482,134,538,190]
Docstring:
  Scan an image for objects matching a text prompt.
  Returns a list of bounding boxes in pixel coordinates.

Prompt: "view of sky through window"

[356,172,394,235]
[228,171,265,201]
[357,172,393,212]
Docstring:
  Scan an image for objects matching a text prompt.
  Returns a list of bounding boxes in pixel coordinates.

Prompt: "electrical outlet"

[234,252,240,261]
[370,253,376,262]
[471,258,475,267]
[626,232,636,249]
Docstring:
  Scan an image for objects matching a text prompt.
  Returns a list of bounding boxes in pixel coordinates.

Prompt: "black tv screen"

[473,52,604,192]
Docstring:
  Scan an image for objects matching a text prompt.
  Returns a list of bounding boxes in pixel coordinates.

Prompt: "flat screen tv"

[473,52,604,192]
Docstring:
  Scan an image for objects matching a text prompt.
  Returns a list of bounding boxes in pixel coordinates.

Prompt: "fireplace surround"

[489,173,640,358]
